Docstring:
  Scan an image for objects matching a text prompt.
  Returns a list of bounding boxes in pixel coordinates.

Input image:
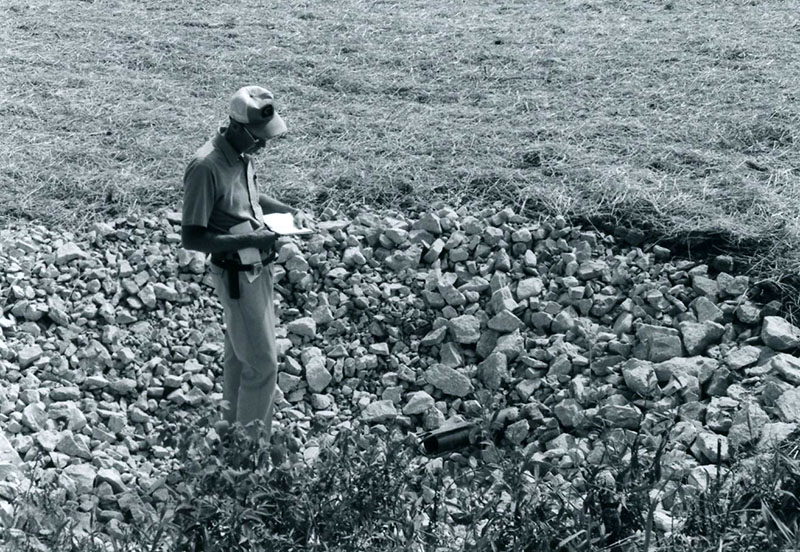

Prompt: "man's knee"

[240,356,278,390]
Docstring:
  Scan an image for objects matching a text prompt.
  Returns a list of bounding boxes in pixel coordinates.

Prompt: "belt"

[211,253,275,299]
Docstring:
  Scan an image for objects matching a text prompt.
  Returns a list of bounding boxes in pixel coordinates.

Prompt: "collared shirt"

[182,128,265,235]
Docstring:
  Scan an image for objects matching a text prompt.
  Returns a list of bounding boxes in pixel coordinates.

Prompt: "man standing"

[181,86,302,442]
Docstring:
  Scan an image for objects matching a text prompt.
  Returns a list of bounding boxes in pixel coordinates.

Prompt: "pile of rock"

[2,204,800,534]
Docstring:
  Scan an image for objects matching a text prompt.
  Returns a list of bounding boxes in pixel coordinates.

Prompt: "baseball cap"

[229,86,287,138]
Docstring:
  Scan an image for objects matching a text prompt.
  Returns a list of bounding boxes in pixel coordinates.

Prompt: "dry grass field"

[3,0,800,282]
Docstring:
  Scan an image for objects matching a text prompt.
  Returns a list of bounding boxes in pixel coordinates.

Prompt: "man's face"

[242,124,269,154]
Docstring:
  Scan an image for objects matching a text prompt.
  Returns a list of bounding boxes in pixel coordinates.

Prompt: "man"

[181,85,305,443]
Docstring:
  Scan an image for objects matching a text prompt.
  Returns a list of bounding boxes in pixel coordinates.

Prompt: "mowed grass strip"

[2,0,800,278]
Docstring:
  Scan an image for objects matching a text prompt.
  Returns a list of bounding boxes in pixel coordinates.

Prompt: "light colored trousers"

[210,262,278,441]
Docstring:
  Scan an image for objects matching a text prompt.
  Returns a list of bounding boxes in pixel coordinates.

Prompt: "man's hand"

[249,227,277,250]
[293,210,314,230]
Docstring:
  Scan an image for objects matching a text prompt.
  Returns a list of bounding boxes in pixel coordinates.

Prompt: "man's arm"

[259,193,297,215]
[182,225,276,254]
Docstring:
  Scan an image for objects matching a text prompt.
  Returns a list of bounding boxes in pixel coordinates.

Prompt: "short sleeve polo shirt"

[182,129,265,234]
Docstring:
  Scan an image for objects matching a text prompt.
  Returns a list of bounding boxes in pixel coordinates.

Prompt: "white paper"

[263,212,312,236]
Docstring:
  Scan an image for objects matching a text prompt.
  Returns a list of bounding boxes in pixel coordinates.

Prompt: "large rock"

[424,364,474,397]
[679,321,724,356]
[516,277,544,300]
[288,317,317,338]
[691,432,729,464]
[63,463,97,495]
[725,345,762,370]
[598,403,641,429]
[728,402,770,449]
[403,391,435,415]
[621,359,659,398]
[17,344,43,369]
[762,316,800,351]
[477,352,508,390]
[55,242,87,265]
[0,433,22,478]
[361,400,398,423]
[448,315,481,344]
[776,388,800,423]
[653,356,718,385]
[770,353,800,385]
[636,325,683,362]
[493,330,525,360]
[305,356,332,393]
[757,422,798,450]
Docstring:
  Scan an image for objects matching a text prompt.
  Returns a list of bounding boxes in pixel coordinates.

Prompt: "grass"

[3,0,800,291]
[7,404,800,551]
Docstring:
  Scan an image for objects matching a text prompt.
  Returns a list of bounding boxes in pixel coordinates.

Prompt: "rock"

[477,352,508,390]
[725,346,762,370]
[705,367,732,397]
[21,403,47,431]
[689,465,729,492]
[424,364,474,397]
[50,387,81,402]
[108,378,137,396]
[118,491,149,524]
[448,315,481,344]
[770,353,800,385]
[691,275,719,299]
[0,434,22,477]
[55,242,87,265]
[36,430,62,451]
[551,310,576,333]
[413,212,442,235]
[679,321,724,356]
[577,260,606,280]
[97,468,127,493]
[288,317,317,338]
[63,463,97,495]
[153,283,179,302]
[505,419,530,445]
[728,402,770,449]
[17,345,43,369]
[757,422,798,450]
[493,330,524,360]
[736,303,762,325]
[691,432,729,464]
[438,281,466,307]
[636,324,683,362]
[488,311,523,333]
[138,284,157,309]
[305,357,332,393]
[55,432,92,460]
[490,287,518,314]
[421,326,448,347]
[653,356,718,385]
[621,360,659,398]
[761,316,800,351]
[361,400,397,423]
[437,342,461,367]
[598,403,641,429]
[692,296,724,324]
[403,391,435,415]
[776,388,800,423]
[553,399,586,429]
[343,246,367,266]
[385,245,421,271]
[517,277,544,300]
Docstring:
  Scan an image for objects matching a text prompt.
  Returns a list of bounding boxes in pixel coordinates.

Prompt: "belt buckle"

[250,261,263,278]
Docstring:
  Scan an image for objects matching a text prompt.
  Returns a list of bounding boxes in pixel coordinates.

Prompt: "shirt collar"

[214,127,247,166]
